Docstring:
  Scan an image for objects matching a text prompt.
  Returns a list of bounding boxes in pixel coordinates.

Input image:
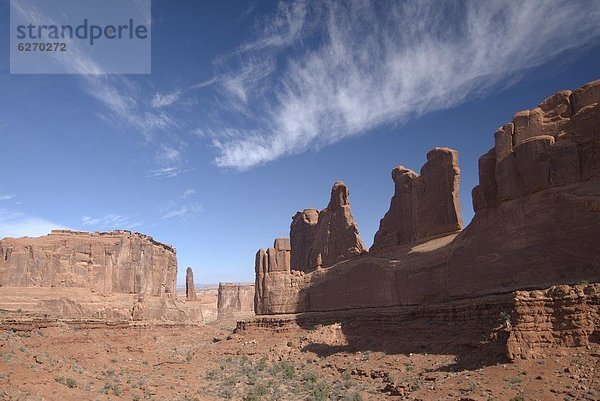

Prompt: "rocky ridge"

[253,80,600,318]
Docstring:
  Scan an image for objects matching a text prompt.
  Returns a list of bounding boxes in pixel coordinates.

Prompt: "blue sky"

[1,0,599,285]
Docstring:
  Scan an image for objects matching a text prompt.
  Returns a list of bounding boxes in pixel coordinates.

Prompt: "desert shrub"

[506,376,523,384]
[302,370,318,383]
[243,384,268,401]
[309,380,330,401]
[100,383,122,396]
[256,358,267,372]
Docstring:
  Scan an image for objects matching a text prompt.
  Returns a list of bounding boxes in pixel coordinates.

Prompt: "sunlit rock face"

[0,230,177,297]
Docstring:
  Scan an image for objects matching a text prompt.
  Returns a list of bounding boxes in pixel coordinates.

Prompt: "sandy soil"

[1,319,599,401]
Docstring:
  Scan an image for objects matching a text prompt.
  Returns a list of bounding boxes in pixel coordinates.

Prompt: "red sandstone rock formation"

[254,238,299,315]
[290,181,367,272]
[371,147,462,251]
[0,230,177,296]
[186,267,197,301]
[242,283,600,361]
[473,79,600,211]
[217,282,255,319]
[0,230,203,322]
[507,284,600,359]
[253,80,600,316]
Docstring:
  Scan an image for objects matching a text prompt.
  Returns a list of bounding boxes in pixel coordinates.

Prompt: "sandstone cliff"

[254,80,600,315]
[290,181,367,272]
[241,283,600,362]
[372,147,462,251]
[0,230,204,322]
[254,238,299,315]
[472,79,600,211]
[507,284,600,359]
[0,230,177,297]
[217,283,255,319]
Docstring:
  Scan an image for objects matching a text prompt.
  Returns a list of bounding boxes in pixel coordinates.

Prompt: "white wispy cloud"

[151,91,182,108]
[80,214,143,230]
[12,0,184,172]
[159,189,202,220]
[148,166,184,178]
[160,203,203,220]
[181,189,196,199]
[0,194,14,201]
[0,209,66,239]
[156,144,182,164]
[199,0,600,170]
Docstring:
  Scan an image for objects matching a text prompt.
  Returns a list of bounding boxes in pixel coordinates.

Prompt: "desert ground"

[1,316,598,401]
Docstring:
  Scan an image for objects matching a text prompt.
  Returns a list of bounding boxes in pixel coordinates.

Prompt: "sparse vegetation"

[506,376,523,384]
[100,382,122,396]
[55,376,77,388]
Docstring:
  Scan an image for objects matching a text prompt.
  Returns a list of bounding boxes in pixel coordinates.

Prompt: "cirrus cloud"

[199,0,600,170]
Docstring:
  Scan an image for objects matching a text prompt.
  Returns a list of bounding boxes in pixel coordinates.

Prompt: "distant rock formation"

[371,147,462,251]
[290,181,367,272]
[185,267,197,301]
[0,230,177,296]
[253,80,600,315]
[217,283,254,319]
[0,230,203,322]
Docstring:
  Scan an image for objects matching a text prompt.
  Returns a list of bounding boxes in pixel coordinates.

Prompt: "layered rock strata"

[0,230,177,296]
[0,230,203,322]
[507,284,600,359]
[240,283,600,361]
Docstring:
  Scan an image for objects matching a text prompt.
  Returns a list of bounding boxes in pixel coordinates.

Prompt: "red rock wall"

[0,230,177,298]
[372,148,463,251]
[507,284,600,359]
[290,181,367,272]
[254,80,600,316]
[217,283,255,318]
[241,283,600,361]
[472,80,600,211]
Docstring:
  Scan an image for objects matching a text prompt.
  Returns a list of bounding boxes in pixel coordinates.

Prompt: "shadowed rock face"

[0,230,177,297]
[371,147,462,251]
[253,80,600,315]
[290,181,367,272]
[473,79,600,211]
[186,267,197,301]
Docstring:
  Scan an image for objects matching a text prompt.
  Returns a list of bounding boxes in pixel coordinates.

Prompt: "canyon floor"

[0,316,599,401]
